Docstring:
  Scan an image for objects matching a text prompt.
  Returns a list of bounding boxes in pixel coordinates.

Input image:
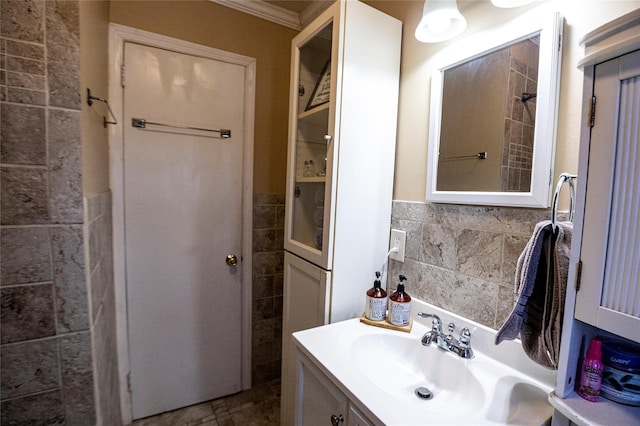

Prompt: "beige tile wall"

[388,201,553,330]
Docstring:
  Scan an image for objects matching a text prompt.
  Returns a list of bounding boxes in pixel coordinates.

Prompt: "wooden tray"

[359,313,412,333]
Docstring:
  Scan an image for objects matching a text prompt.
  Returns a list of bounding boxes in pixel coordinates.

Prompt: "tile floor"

[129,379,280,426]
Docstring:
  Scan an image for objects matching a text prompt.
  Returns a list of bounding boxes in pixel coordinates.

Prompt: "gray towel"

[495,220,572,369]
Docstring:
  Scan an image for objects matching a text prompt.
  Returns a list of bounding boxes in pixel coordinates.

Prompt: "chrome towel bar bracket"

[87,88,117,128]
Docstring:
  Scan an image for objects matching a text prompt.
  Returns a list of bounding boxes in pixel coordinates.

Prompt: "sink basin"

[351,333,485,414]
[293,300,556,425]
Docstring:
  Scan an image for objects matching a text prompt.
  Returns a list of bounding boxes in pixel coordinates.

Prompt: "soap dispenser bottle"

[578,337,604,402]
[389,275,411,326]
[365,271,387,321]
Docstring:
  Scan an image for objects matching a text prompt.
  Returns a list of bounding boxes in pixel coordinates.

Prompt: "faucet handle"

[417,312,442,331]
[458,328,471,347]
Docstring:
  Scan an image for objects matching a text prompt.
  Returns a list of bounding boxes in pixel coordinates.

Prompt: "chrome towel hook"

[552,172,578,233]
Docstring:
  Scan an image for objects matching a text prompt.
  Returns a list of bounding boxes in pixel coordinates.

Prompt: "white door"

[123,42,245,420]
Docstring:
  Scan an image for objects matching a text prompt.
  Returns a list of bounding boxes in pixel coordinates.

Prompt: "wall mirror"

[426,12,564,207]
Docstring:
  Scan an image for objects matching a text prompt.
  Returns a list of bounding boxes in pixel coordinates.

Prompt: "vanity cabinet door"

[347,406,373,426]
[575,49,640,343]
[297,357,348,426]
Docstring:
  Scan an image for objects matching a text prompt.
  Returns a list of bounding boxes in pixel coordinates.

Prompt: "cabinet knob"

[324,134,332,143]
[330,414,344,426]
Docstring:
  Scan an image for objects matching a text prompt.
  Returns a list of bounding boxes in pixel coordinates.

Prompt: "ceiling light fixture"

[490,0,538,8]
[415,0,467,43]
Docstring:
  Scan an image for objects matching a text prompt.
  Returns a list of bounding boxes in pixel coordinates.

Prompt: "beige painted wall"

[80,0,110,195]
[367,0,640,205]
[108,0,297,195]
[84,0,640,203]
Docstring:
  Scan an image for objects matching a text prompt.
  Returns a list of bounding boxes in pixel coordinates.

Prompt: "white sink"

[351,333,486,414]
[293,299,556,425]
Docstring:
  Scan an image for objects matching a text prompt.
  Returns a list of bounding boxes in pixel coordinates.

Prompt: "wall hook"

[87,88,117,128]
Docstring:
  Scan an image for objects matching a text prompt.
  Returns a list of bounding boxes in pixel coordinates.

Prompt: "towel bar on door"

[551,173,578,232]
[131,118,231,138]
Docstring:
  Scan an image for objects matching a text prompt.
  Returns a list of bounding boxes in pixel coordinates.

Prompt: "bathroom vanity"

[292,300,556,426]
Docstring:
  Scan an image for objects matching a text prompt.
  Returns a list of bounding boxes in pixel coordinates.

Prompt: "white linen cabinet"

[280,1,401,424]
[550,9,640,426]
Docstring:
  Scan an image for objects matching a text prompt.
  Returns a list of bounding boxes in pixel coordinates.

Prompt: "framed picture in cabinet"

[306,60,331,111]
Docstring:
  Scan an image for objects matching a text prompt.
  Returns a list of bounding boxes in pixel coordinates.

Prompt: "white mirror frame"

[426,11,564,208]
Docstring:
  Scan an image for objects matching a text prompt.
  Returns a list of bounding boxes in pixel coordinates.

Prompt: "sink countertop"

[293,299,557,425]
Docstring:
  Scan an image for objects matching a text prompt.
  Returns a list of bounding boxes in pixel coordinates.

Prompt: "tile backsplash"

[388,201,553,330]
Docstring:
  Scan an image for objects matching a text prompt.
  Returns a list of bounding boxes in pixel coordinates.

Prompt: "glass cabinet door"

[288,21,333,262]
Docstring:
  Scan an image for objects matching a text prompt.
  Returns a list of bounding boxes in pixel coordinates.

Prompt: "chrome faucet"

[417,312,474,359]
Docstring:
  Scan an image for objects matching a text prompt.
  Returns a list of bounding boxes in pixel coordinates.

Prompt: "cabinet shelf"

[298,103,330,125]
[296,176,326,183]
[549,391,640,426]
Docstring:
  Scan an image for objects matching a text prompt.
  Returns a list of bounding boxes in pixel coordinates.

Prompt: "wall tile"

[0,339,60,399]
[253,275,274,299]
[88,206,110,273]
[85,192,110,224]
[45,0,80,109]
[274,273,283,297]
[451,275,499,327]
[0,167,49,225]
[501,234,529,286]
[50,226,88,333]
[0,1,45,43]
[421,223,457,270]
[0,389,65,426]
[0,227,52,285]
[253,205,276,229]
[5,40,45,61]
[89,257,110,323]
[6,88,46,106]
[389,259,455,310]
[253,229,281,252]
[390,201,551,330]
[6,56,45,75]
[392,200,429,222]
[252,252,284,276]
[0,104,46,165]
[496,284,517,329]
[92,283,121,426]
[458,205,547,236]
[252,192,285,385]
[254,192,285,206]
[5,70,46,91]
[59,332,96,425]
[457,229,502,281]
[253,297,274,321]
[275,205,285,229]
[0,284,56,344]
[48,109,82,224]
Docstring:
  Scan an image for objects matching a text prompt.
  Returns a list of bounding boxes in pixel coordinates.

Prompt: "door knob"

[226,254,238,266]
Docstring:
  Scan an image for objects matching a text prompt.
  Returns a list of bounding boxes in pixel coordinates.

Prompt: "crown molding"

[210,0,301,30]
[299,0,334,28]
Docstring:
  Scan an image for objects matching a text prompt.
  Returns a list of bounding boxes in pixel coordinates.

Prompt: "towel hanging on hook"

[87,88,117,128]
[551,173,578,233]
